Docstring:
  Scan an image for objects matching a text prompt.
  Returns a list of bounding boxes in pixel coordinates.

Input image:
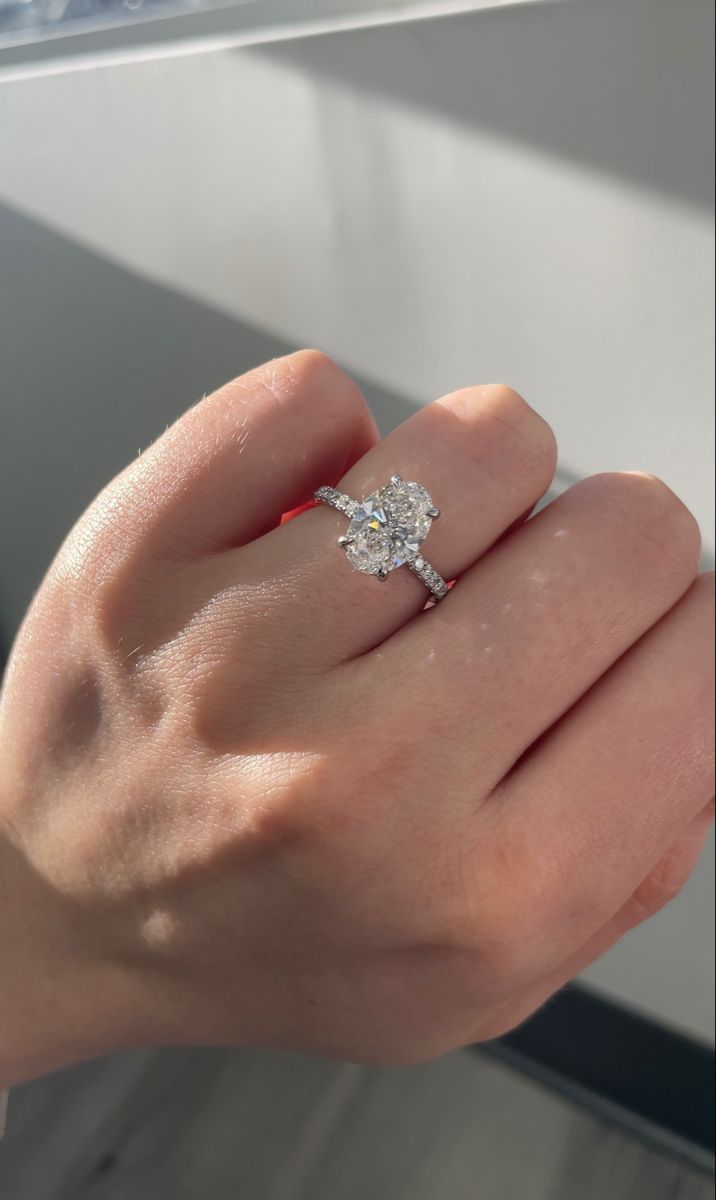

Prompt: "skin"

[0,350,713,1086]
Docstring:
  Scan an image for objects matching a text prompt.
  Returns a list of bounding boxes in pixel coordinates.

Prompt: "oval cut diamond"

[342,480,435,575]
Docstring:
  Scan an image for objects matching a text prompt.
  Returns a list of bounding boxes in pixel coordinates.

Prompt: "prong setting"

[314,479,447,601]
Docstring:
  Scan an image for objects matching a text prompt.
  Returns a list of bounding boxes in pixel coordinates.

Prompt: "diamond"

[342,479,435,576]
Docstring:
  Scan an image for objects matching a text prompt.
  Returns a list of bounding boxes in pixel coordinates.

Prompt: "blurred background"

[0,0,714,1196]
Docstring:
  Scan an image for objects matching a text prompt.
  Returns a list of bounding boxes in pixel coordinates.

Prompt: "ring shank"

[407,556,449,601]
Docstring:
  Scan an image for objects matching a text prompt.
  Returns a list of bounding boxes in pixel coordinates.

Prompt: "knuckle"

[285,348,359,403]
[54,503,154,663]
[440,382,557,493]
[247,349,376,443]
[483,384,558,480]
[591,470,678,513]
[285,347,343,384]
[624,802,714,930]
[625,853,693,926]
[88,558,142,659]
[578,471,701,568]
[294,349,376,435]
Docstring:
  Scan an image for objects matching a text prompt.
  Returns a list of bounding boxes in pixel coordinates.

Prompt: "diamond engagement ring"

[315,476,449,602]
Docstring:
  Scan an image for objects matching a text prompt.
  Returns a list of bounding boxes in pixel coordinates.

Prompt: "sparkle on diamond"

[343,479,435,576]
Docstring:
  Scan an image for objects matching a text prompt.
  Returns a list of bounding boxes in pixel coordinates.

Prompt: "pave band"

[315,480,449,603]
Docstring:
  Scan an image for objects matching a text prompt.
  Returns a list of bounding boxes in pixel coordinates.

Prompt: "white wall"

[0,0,713,1038]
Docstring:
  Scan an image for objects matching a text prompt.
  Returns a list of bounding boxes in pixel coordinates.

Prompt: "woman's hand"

[0,351,713,1085]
